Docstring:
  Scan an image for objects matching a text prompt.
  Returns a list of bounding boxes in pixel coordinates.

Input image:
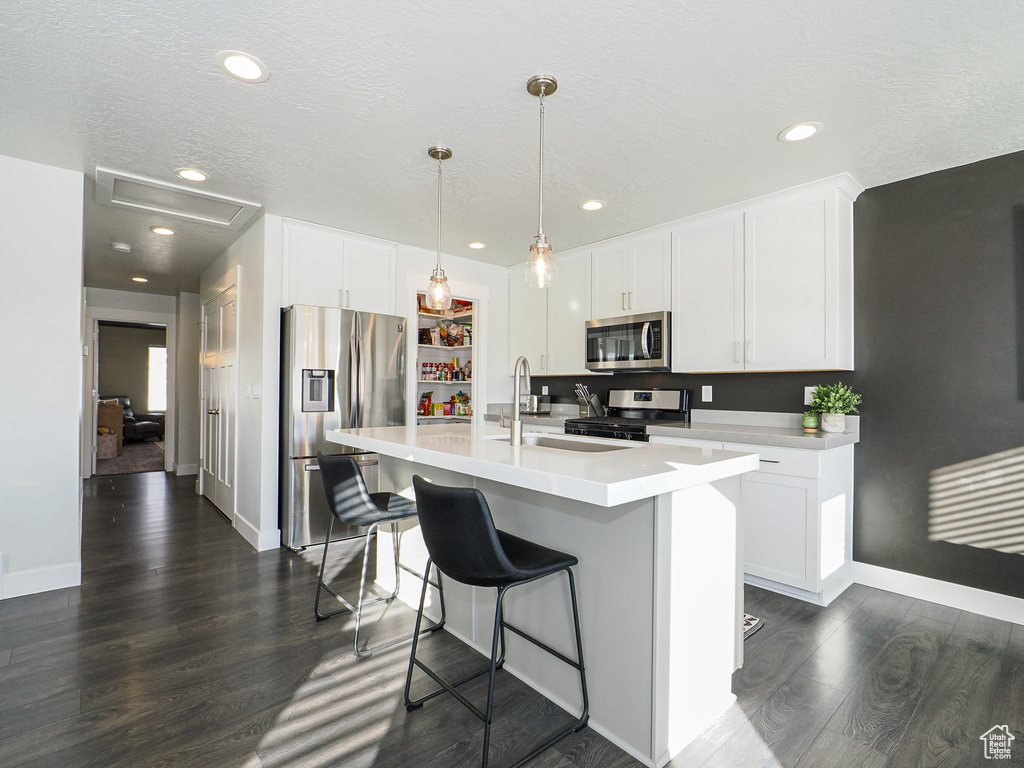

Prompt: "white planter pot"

[821,413,846,433]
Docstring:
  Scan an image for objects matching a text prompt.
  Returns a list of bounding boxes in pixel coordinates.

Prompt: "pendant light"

[526,75,558,289]
[425,145,453,311]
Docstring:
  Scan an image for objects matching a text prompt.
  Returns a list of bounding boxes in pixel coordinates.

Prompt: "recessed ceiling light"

[111,242,131,253]
[779,122,823,142]
[580,199,605,211]
[467,241,487,249]
[216,50,270,83]
[132,277,148,283]
[150,226,175,236]
[175,167,210,182]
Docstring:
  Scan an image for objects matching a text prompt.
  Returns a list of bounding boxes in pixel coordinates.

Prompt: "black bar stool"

[404,475,589,768]
[314,453,445,658]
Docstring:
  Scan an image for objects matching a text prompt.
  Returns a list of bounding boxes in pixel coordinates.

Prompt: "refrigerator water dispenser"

[302,369,335,412]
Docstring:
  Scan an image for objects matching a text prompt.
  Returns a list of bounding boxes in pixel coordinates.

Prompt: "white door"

[201,287,237,519]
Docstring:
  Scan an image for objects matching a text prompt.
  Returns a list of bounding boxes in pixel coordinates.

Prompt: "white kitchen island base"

[328,425,757,767]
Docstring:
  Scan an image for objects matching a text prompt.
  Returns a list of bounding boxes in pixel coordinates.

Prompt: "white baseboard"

[232,513,281,552]
[174,462,198,476]
[1,561,81,600]
[852,562,1024,625]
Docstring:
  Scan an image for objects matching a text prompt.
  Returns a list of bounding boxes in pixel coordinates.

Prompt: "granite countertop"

[326,424,758,507]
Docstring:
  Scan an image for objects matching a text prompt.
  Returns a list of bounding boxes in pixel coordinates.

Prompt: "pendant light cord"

[538,87,545,238]
[436,156,443,274]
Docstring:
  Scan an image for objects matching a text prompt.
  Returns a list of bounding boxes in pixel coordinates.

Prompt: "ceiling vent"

[94,168,261,230]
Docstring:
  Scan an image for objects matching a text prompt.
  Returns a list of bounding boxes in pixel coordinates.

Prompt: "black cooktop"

[564,416,688,431]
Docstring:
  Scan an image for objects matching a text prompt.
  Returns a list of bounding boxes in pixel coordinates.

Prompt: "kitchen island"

[326,423,758,768]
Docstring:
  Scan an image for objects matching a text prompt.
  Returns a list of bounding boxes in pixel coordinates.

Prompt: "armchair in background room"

[100,396,164,441]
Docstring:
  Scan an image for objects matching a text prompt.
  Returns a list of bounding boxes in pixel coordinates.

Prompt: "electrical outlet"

[804,386,816,406]
[702,385,713,402]
[541,385,549,395]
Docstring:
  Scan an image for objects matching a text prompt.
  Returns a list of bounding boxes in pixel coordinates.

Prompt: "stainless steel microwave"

[585,311,671,371]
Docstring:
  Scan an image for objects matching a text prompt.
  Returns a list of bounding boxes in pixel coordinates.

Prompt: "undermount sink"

[491,434,630,452]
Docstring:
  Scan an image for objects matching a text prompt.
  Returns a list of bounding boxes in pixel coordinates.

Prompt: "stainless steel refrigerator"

[280,304,407,549]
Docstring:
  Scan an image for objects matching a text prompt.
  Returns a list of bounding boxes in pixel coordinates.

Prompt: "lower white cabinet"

[650,435,854,606]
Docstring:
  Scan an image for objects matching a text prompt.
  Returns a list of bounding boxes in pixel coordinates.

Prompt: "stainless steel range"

[564,388,691,441]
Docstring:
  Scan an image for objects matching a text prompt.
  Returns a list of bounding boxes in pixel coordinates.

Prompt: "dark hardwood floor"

[2,471,1023,767]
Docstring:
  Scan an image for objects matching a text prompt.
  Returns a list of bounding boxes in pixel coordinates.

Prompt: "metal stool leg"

[354,527,445,659]
[481,585,510,768]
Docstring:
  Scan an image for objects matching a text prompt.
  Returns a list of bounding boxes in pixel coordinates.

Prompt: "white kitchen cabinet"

[509,250,592,375]
[282,218,396,314]
[724,441,854,606]
[672,174,861,373]
[508,263,548,372]
[591,231,672,319]
[651,433,854,606]
[672,212,745,372]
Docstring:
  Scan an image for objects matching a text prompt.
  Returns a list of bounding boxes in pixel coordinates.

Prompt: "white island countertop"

[327,423,759,508]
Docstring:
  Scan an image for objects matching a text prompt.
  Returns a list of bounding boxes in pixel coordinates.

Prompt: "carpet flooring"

[94,439,165,476]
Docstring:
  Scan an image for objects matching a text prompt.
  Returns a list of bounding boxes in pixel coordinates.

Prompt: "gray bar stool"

[404,474,588,768]
[314,452,444,658]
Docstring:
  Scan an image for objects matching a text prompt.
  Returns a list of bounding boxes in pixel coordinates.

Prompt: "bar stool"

[314,453,445,659]
[404,475,589,768]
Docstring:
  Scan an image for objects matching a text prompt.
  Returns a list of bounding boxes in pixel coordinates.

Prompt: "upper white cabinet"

[509,249,592,375]
[591,231,672,319]
[672,175,861,372]
[672,212,745,372]
[282,218,396,314]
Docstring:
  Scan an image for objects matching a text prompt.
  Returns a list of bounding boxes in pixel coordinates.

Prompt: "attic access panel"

[95,168,261,230]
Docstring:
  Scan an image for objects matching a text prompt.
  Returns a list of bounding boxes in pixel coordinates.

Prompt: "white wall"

[0,155,84,600]
[175,292,201,474]
[82,288,177,476]
[200,215,282,551]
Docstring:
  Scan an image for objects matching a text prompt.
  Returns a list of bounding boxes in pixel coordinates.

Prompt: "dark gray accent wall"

[536,151,1024,599]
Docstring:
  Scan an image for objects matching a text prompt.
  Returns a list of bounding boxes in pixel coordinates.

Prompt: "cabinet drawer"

[724,442,820,478]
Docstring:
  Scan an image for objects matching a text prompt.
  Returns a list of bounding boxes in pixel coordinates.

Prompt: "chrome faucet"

[510,355,531,446]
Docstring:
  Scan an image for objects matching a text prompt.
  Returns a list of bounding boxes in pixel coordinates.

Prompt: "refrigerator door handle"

[349,332,358,429]
[356,335,367,428]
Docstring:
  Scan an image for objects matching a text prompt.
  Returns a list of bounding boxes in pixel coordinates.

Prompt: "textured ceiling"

[3,0,1024,295]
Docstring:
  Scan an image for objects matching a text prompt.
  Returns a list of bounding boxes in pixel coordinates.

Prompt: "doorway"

[81,304,177,479]
[93,321,168,476]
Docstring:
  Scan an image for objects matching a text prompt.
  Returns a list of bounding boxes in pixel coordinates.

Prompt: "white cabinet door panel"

[629,232,672,314]
[744,196,831,370]
[546,251,591,374]
[591,242,629,319]
[508,264,548,371]
[743,473,818,591]
[672,214,744,372]
[344,238,396,314]
[285,224,346,308]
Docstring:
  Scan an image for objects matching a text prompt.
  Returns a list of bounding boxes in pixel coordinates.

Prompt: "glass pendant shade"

[526,236,557,289]
[425,268,452,310]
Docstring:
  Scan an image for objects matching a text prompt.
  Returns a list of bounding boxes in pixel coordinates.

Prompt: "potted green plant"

[801,411,819,432]
[808,382,862,433]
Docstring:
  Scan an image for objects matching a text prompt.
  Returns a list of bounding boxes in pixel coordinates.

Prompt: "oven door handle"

[640,322,652,359]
